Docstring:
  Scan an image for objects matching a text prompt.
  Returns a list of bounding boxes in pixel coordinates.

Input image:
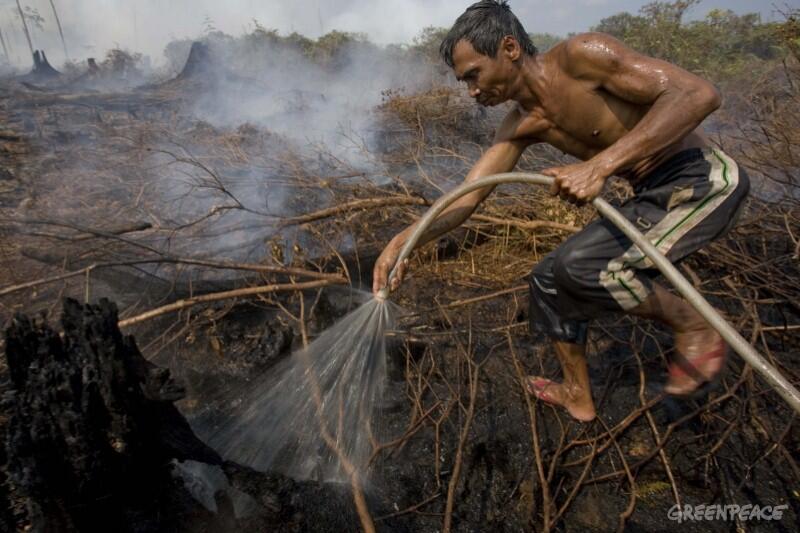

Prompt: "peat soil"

[5,281,796,532]
[1,48,798,532]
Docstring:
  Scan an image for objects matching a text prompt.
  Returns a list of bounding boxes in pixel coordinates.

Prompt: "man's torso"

[512,40,708,184]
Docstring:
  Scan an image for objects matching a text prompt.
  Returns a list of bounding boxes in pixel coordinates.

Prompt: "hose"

[378,172,800,414]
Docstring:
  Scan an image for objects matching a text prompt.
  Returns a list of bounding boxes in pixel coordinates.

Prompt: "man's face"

[452,39,516,107]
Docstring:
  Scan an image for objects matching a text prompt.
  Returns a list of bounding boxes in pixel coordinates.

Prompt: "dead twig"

[0,257,345,298]
[375,491,442,521]
[507,331,552,531]
[117,279,342,327]
[471,213,580,233]
[401,284,528,319]
[278,196,429,227]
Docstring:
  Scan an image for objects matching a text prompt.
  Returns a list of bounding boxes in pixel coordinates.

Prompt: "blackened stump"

[30,50,60,78]
[178,42,212,80]
[3,298,221,531]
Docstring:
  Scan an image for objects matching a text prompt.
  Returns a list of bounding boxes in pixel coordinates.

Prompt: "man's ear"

[501,36,521,61]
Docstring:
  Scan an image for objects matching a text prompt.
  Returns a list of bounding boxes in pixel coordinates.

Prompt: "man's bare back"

[375,26,723,293]
[518,38,708,183]
[452,32,713,188]
[374,0,749,419]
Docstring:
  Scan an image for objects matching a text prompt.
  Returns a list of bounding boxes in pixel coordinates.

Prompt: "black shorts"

[528,148,750,344]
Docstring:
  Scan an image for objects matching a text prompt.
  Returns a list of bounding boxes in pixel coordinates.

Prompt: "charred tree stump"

[30,50,60,79]
[87,57,99,75]
[178,42,211,80]
[2,298,222,531]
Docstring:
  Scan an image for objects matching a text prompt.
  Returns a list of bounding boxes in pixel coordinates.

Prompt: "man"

[372,1,749,422]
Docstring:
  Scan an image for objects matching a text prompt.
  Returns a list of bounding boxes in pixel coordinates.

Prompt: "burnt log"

[2,298,221,531]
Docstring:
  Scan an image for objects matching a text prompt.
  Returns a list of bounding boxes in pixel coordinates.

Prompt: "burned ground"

[0,25,799,533]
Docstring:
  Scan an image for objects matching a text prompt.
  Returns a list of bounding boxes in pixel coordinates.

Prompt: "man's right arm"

[372,108,540,295]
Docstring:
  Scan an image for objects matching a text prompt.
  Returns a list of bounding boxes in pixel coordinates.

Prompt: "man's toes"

[526,376,564,405]
[526,376,552,394]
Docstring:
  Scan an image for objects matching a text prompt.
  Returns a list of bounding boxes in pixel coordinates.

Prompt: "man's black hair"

[440,1,537,68]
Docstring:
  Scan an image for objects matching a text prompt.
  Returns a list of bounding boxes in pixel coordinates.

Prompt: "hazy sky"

[0,0,792,67]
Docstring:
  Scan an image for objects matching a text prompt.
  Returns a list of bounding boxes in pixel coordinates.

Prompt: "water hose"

[379,172,800,414]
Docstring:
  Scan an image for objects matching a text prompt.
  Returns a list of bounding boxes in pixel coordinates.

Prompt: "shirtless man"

[372,0,749,421]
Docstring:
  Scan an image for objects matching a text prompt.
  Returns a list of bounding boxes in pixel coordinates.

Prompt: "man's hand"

[372,237,409,296]
[542,160,611,205]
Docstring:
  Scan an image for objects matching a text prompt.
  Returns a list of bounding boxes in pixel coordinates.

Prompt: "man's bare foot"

[665,327,727,395]
[526,376,597,422]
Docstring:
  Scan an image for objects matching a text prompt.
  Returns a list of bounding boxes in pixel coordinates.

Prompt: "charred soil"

[1,38,799,532]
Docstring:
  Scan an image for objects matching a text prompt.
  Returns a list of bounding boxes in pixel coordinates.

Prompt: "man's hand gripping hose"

[377,171,800,414]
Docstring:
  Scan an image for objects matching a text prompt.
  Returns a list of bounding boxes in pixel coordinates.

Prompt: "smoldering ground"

[1,6,799,533]
[6,29,451,275]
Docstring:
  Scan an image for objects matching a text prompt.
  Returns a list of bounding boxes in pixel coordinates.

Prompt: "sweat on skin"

[372,0,748,422]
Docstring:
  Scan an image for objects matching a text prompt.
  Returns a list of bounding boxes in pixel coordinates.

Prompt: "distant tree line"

[159,1,797,83]
[404,1,796,83]
[592,0,789,81]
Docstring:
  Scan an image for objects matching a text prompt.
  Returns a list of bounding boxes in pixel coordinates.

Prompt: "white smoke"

[0,0,460,68]
[0,1,774,70]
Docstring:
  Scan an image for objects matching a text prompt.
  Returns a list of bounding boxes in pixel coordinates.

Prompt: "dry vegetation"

[0,2,799,532]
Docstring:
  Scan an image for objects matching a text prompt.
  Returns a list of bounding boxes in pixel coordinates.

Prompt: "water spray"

[197,169,800,519]
[380,171,800,414]
[195,289,401,502]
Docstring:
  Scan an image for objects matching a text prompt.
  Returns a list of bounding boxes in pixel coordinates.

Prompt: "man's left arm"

[547,32,721,203]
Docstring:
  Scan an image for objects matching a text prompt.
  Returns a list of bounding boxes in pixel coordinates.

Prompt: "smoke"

[7,20,448,266]
[167,33,439,163]
[13,0,772,280]
[0,1,773,72]
[109,30,446,268]
[0,0,459,68]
